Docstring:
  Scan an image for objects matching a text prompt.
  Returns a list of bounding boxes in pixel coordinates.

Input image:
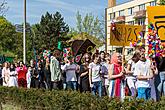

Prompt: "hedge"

[0,86,165,110]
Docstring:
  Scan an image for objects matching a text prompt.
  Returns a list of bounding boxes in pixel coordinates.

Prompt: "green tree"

[33,12,70,51]
[70,12,104,47]
[0,0,8,16]
[157,0,165,5]
[0,16,17,55]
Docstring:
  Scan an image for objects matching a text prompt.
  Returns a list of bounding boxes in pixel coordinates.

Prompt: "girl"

[108,52,125,99]
[8,64,18,87]
[79,53,91,92]
[126,51,140,97]
[2,62,10,86]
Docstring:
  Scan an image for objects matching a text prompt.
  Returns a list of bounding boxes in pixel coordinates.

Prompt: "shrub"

[0,86,165,110]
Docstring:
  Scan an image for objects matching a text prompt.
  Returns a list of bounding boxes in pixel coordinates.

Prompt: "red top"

[17,66,27,80]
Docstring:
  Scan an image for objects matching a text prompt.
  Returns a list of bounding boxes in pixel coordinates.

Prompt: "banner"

[110,24,143,46]
[147,6,165,42]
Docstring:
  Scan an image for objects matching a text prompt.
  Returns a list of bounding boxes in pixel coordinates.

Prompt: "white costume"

[2,67,10,86]
[8,70,18,87]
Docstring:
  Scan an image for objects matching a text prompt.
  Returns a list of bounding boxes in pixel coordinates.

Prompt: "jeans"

[91,81,102,97]
[157,71,165,95]
[67,81,77,90]
[137,87,151,100]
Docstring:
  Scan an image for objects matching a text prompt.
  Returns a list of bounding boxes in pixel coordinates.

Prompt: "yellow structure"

[105,0,157,55]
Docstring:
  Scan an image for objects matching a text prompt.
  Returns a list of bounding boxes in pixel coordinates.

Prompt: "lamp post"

[23,0,26,64]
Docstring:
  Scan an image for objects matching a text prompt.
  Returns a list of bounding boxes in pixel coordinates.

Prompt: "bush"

[0,86,165,110]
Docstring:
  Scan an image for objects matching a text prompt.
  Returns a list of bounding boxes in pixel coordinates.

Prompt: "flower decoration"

[130,32,144,47]
[43,50,51,60]
[147,23,163,58]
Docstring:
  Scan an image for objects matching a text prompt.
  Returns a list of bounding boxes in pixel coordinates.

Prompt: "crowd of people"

[0,47,165,101]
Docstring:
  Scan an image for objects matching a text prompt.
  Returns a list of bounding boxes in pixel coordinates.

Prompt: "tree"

[157,0,165,5]
[0,0,8,16]
[70,12,105,47]
[34,12,70,51]
[0,16,17,53]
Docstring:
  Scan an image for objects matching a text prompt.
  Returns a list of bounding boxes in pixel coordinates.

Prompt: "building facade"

[105,0,157,55]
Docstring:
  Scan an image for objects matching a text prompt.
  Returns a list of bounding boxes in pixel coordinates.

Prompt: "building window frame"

[136,18,145,25]
[110,12,115,20]
[139,4,145,11]
[150,1,156,6]
[119,10,124,16]
[128,7,133,15]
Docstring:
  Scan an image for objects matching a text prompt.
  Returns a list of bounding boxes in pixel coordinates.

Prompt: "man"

[50,50,62,90]
[134,47,154,100]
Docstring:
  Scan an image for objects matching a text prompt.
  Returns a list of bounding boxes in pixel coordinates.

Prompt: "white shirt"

[134,59,151,88]
[63,63,77,82]
[89,62,101,82]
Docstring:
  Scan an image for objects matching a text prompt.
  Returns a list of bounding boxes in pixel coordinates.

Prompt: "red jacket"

[17,66,27,80]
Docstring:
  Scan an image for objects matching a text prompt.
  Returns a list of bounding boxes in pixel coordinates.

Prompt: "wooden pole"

[122,46,125,71]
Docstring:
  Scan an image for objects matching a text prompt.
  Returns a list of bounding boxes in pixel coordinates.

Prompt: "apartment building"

[105,0,157,55]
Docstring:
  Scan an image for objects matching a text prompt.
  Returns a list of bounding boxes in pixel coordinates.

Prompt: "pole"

[23,0,26,64]
[122,46,125,71]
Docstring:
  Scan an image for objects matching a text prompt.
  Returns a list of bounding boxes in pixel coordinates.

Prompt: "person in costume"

[17,61,27,88]
[2,62,10,86]
[108,52,125,99]
[8,64,18,87]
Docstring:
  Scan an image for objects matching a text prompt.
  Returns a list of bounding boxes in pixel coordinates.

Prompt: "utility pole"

[23,0,26,64]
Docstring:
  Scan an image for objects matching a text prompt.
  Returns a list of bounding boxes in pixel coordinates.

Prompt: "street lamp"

[23,0,26,64]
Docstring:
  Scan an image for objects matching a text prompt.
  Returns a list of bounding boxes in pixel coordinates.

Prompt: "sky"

[4,0,129,28]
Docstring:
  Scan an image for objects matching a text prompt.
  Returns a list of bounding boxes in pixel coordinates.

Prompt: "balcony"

[116,16,125,22]
[134,10,146,19]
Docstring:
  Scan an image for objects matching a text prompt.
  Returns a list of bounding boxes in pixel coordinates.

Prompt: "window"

[128,21,134,25]
[116,48,122,54]
[150,1,156,6]
[139,4,145,10]
[119,10,124,16]
[110,12,115,19]
[137,18,145,25]
[128,7,133,15]
[127,48,133,55]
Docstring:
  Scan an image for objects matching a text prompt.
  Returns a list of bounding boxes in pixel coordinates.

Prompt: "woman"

[108,52,125,99]
[2,62,10,86]
[44,57,51,89]
[126,51,140,97]
[89,53,102,97]
[79,53,91,92]
[103,54,111,96]
[17,61,27,88]
[8,64,18,87]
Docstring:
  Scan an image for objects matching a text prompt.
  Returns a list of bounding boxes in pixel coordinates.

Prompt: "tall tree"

[75,12,105,42]
[34,12,69,51]
[0,16,17,53]
[0,0,8,16]
[157,0,165,5]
